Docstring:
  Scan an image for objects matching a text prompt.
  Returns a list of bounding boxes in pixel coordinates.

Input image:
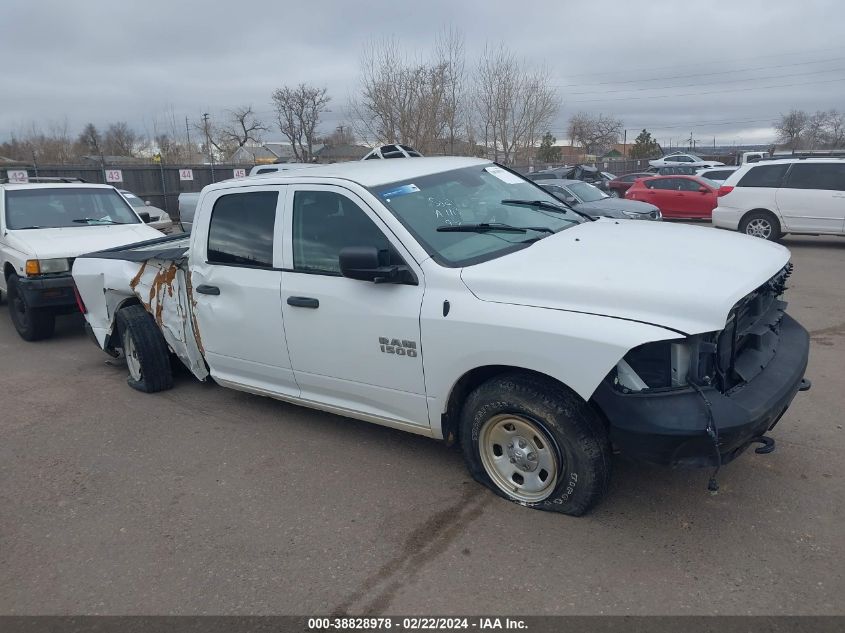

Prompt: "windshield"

[567,181,607,203]
[5,187,141,229]
[121,192,146,208]
[371,164,584,267]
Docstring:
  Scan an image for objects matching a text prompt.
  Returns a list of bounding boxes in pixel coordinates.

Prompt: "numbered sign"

[6,169,28,183]
[179,169,194,181]
[233,168,246,179]
[105,169,123,183]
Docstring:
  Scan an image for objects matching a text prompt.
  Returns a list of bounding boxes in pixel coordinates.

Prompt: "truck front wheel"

[116,304,174,393]
[459,373,611,516]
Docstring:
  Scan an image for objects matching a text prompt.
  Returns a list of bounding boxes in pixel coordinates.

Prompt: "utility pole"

[185,116,192,152]
[623,129,627,159]
[202,112,215,182]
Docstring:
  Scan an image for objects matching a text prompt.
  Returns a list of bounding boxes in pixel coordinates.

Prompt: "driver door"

[279,185,429,429]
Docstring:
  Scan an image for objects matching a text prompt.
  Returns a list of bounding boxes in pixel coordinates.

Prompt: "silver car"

[119,190,174,233]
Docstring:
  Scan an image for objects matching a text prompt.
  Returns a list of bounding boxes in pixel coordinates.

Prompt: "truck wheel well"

[4,263,15,280]
[442,366,579,446]
[104,297,143,353]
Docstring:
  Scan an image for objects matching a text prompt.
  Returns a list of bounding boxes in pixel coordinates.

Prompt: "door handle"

[287,296,319,309]
[196,284,220,295]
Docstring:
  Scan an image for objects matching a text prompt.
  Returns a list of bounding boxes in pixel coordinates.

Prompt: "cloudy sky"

[2,0,844,147]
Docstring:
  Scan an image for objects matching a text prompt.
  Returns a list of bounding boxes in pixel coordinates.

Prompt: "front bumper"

[592,314,810,467]
[17,274,78,310]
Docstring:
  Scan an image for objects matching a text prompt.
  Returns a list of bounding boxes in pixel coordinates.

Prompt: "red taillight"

[717,185,734,197]
[72,282,87,314]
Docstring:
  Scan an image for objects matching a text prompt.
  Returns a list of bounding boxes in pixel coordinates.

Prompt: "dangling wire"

[690,381,721,492]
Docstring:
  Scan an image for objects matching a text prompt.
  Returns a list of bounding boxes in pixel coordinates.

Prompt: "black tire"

[115,304,173,393]
[7,274,55,341]
[459,372,611,516]
[739,210,782,241]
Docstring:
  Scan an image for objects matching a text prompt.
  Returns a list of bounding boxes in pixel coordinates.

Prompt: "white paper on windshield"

[485,165,524,185]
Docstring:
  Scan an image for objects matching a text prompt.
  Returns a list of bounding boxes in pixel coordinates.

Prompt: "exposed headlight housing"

[25,258,70,276]
[612,334,718,393]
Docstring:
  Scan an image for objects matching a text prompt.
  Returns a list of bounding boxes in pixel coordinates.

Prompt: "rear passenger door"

[189,187,299,397]
[279,185,429,429]
[775,163,845,233]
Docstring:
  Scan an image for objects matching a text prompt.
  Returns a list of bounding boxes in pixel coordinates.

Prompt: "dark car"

[645,165,699,176]
[607,172,653,198]
[536,179,661,220]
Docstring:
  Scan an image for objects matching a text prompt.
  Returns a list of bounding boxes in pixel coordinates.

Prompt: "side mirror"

[563,195,578,205]
[698,186,709,193]
[145,200,151,206]
[339,246,416,285]
[138,211,152,223]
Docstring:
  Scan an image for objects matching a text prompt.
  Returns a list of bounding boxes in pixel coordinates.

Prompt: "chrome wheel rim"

[746,218,772,239]
[123,330,142,381]
[479,414,559,503]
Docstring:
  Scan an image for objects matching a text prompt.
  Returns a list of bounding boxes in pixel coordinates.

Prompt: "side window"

[678,179,701,191]
[256,167,278,175]
[665,156,681,162]
[737,164,789,188]
[292,190,393,274]
[650,178,674,190]
[207,191,278,267]
[783,163,845,191]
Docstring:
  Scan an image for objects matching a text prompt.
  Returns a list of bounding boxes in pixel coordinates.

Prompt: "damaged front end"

[592,263,811,468]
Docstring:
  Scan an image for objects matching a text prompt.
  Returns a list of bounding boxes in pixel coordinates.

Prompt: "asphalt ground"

[0,233,842,615]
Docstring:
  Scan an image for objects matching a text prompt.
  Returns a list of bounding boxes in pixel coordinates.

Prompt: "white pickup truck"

[72,157,811,515]
[0,181,164,340]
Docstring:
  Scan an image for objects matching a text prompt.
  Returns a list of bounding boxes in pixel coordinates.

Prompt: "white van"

[712,158,845,240]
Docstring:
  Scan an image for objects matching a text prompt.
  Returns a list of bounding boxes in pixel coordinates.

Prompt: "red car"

[625,175,718,219]
[606,172,653,198]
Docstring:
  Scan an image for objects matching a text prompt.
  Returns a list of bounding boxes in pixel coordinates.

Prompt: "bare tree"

[825,109,845,148]
[434,27,466,154]
[196,106,268,159]
[474,44,559,164]
[350,37,453,153]
[271,83,331,161]
[219,105,269,151]
[775,109,809,150]
[103,121,138,157]
[567,112,623,156]
[76,123,104,161]
[320,124,356,147]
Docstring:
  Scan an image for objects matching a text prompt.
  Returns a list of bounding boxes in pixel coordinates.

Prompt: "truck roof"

[208,156,492,190]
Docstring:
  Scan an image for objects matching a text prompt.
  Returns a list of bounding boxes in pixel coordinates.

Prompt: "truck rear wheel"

[7,274,55,341]
[459,372,611,516]
[116,304,173,393]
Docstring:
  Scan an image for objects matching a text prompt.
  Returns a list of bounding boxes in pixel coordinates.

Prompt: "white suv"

[0,182,163,340]
[712,158,845,240]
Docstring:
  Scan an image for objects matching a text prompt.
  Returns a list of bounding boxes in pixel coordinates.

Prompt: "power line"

[551,57,845,90]
[566,76,845,103]
[559,66,845,96]
[547,45,845,81]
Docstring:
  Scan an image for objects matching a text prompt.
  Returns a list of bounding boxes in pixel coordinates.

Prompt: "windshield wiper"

[501,199,595,222]
[436,222,554,234]
[72,218,125,225]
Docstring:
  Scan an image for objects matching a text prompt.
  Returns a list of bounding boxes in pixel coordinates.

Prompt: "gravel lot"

[0,233,843,615]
